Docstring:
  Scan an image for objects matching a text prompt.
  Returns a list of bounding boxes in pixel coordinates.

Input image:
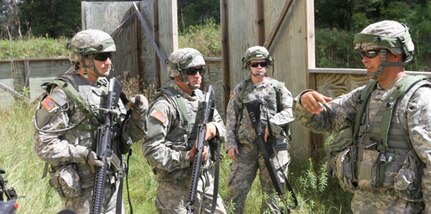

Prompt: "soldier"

[33,29,148,213]
[225,46,294,213]
[142,48,226,213]
[294,20,431,213]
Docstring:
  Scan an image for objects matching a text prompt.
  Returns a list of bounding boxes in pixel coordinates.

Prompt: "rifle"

[91,78,124,214]
[244,99,298,211]
[186,85,219,214]
[0,169,18,214]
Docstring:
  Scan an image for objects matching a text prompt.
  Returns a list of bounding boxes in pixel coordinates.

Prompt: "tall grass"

[0,37,69,59]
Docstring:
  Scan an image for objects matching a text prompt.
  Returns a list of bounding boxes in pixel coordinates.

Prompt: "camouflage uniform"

[294,21,431,213]
[143,48,227,214]
[225,46,294,213]
[33,29,147,214]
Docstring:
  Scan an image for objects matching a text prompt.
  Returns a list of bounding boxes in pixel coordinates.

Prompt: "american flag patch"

[150,109,167,124]
[41,96,58,112]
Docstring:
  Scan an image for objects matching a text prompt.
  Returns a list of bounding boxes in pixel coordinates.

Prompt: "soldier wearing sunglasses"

[294,20,431,213]
[225,46,294,213]
[33,29,148,213]
[142,48,227,213]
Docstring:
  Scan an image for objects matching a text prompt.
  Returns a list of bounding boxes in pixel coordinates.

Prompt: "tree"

[0,0,21,39]
[19,0,81,38]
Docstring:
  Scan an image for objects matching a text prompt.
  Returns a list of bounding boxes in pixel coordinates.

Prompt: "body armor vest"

[353,75,430,189]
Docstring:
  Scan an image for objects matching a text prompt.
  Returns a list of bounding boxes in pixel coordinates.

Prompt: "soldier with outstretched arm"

[294,20,431,213]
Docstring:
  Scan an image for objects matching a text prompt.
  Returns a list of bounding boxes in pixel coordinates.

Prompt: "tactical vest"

[153,87,205,150]
[237,78,291,142]
[352,75,430,190]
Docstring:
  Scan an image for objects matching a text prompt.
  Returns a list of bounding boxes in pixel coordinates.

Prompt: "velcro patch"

[150,109,167,124]
[41,96,58,112]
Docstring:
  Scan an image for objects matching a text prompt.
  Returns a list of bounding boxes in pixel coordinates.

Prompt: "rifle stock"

[186,85,216,214]
[91,78,123,214]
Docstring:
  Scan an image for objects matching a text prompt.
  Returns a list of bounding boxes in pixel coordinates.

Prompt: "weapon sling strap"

[158,87,189,132]
[352,75,429,186]
[41,76,97,178]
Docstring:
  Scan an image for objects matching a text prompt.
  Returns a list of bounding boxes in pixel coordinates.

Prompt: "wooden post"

[221,0,230,111]
[256,0,265,45]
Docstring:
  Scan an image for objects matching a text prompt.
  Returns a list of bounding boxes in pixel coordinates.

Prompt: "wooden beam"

[256,0,265,45]
[154,0,161,88]
[221,0,230,111]
[263,0,294,49]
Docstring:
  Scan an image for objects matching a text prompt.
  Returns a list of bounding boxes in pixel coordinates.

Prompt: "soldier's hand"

[87,151,104,171]
[227,147,239,160]
[205,123,217,141]
[189,143,209,162]
[300,90,332,114]
[264,127,269,142]
[130,94,149,115]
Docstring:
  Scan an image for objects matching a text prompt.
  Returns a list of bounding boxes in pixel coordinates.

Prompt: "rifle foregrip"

[92,163,108,214]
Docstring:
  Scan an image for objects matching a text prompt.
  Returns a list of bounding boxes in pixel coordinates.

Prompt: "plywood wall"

[223,0,314,160]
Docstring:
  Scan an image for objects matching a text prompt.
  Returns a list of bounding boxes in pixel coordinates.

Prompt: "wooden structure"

[221,0,315,160]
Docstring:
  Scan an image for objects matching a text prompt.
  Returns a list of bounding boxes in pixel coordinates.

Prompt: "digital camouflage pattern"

[33,71,146,213]
[143,82,226,213]
[293,78,431,213]
[225,77,294,213]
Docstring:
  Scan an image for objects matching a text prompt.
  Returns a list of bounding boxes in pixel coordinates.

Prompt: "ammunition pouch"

[333,146,356,192]
[394,150,423,202]
[49,164,81,198]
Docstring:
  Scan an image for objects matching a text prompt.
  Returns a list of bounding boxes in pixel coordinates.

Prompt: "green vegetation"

[0,37,68,59]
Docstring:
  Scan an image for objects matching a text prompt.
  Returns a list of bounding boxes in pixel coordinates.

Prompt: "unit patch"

[41,96,59,112]
[150,109,167,125]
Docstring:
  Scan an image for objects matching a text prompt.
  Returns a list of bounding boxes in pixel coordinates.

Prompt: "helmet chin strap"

[371,49,404,80]
[80,55,89,78]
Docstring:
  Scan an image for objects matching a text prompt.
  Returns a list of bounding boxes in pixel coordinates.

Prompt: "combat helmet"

[353,20,414,79]
[166,48,205,80]
[68,29,116,62]
[241,46,274,69]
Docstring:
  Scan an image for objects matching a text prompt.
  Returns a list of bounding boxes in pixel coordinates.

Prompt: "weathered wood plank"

[157,0,177,86]
[81,1,139,80]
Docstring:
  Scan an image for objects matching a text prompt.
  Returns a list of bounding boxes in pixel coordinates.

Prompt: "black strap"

[210,140,221,214]
[126,149,133,214]
[116,175,124,214]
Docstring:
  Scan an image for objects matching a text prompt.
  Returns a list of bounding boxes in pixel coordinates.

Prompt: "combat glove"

[130,94,149,119]
[87,151,104,171]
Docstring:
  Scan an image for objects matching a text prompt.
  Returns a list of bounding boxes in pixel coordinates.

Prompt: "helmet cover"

[68,29,116,62]
[166,48,205,78]
[353,20,414,63]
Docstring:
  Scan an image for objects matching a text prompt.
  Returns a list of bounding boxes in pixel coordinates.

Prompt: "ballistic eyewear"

[360,49,380,59]
[186,67,205,75]
[94,52,112,61]
[250,61,268,68]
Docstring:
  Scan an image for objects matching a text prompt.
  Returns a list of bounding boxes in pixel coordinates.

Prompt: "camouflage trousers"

[60,178,124,214]
[351,189,424,214]
[227,143,290,214]
[155,169,226,214]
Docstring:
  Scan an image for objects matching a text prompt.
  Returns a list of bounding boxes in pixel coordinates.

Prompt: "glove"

[130,94,149,118]
[87,151,104,171]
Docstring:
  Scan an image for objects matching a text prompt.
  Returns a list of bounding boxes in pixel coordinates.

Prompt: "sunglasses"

[186,67,205,75]
[250,61,268,68]
[94,52,112,61]
[360,49,380,59]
